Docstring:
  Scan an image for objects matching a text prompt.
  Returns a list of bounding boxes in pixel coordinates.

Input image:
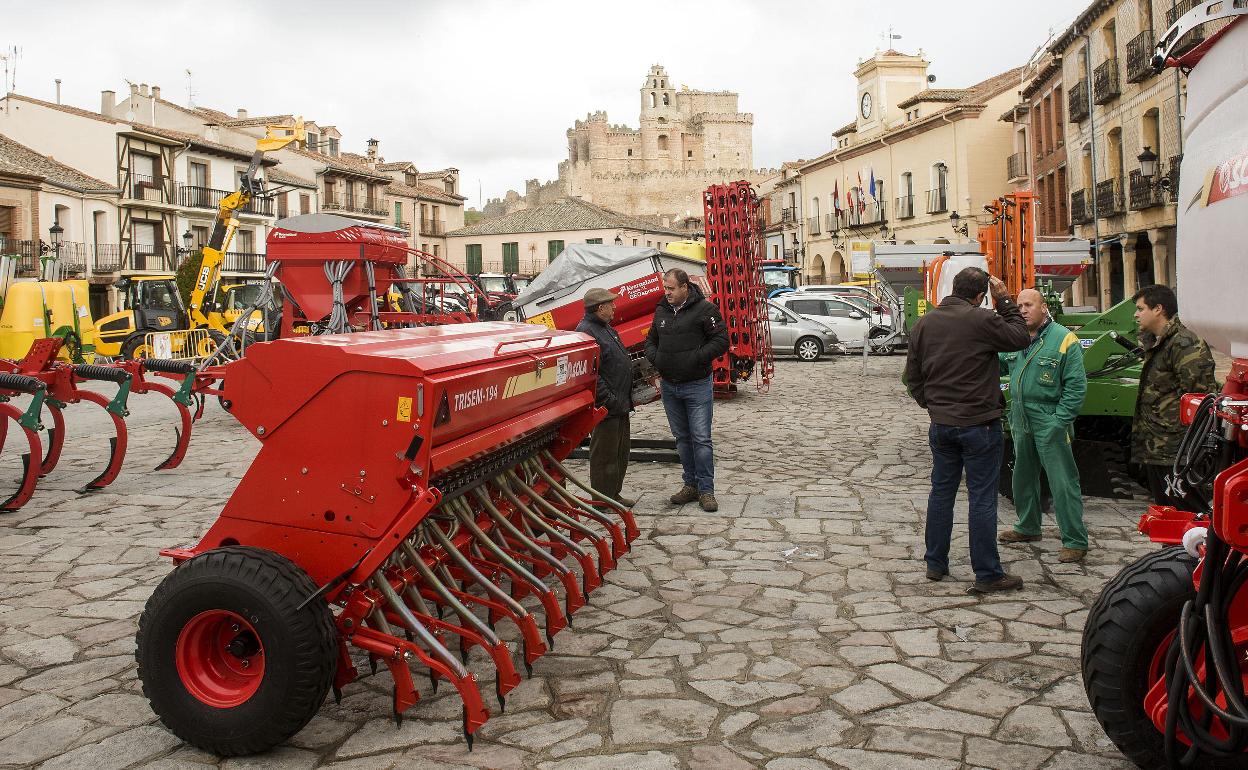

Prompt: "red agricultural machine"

[132,214,640,755]
[1081,7,1248,768]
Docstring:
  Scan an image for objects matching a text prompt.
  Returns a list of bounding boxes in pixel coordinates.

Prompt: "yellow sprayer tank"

[664,240,706,262]
[0,280,97,361]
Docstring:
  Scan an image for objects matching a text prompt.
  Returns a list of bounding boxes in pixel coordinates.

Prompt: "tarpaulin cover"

[512,245,662,308]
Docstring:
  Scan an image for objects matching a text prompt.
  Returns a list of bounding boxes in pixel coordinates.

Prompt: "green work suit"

[1000,321,1089,550]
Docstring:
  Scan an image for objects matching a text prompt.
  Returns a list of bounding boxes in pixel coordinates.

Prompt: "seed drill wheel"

[136,546,337,756]
[1081,546,1198,769]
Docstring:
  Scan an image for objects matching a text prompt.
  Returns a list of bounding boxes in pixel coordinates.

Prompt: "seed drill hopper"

[135,223,639,756]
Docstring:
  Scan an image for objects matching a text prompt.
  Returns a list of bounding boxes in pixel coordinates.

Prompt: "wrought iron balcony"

[1129,169,1166,210]
[125,244,174,272]
[394,220,412,233]
[780,206,797,223]
[128,173,169,203]
[1070,190,1091,225]
[91,244,121,273]
[1007,152,1028,182]
[895,195,915,219]
[55,241,89,274]
[178,185,275,216]
[926,187,949,215]
[1166,0,1206,52]
[825,213,838,233]
[845,200,886,227]
[1068,80,1090,123]
[1096,177,1125,217]
[421,219,446,236]
[1126,30,1156,83]
[1093,59,1121,104]
[223,252,266,273]
[324,193,388,217]
[806,215,821,236]
[1169,154,1183,202]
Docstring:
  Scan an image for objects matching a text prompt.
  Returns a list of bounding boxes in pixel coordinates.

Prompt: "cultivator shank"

[0,338,196,510]
[137,322,639,756]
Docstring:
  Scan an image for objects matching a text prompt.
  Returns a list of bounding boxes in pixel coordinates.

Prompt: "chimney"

[236,108,248,119]
[152,85,160,101]
[100,90,115,116]
[55,79,61,104]
[139,83,149,97]
[366,138,379,162]
[130,83,139,98]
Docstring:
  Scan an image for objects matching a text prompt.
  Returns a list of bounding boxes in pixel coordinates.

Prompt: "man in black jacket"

[905,267,1031,594]
[576,288,635,505]
[644,268,729,512]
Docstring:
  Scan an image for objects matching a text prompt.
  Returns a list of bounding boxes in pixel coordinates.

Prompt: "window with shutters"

[547,240,564,263]
[465,244,483,274]
[502,242,519,273]
[300,194,310,214]
[277,194,288,218]
[0,206,13,244]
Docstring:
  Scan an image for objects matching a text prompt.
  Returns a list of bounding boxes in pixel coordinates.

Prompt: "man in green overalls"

[998,289,1089,562]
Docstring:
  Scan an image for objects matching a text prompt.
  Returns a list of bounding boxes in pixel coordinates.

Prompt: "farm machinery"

[1080,6,1248,768]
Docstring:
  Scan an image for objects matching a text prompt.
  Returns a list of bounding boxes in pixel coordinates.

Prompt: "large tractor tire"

[1081,547,1198,769]
[136,546,337,756]
[121,335,150,361]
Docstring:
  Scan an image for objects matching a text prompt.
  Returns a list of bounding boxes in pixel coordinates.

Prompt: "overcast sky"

[2,0,1090,208]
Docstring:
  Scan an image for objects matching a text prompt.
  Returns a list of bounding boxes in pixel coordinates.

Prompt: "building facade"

[798,51,1022,283]
[1052,0,1217,308]
[483,65,773,222]
[760,164,803,269]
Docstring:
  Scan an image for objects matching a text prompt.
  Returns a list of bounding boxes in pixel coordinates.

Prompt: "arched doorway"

[829,252,845,283]
[1134,232,1155,288]
[810,255,826,284]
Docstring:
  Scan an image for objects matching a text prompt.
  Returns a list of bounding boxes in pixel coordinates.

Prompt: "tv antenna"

[1,46,21,93]
[185,69,196,107]
[879,27,902,51]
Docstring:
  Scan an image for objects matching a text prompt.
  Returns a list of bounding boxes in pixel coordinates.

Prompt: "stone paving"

[0,355,1161,769]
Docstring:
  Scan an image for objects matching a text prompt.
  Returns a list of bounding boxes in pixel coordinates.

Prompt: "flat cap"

[584,287,619,309]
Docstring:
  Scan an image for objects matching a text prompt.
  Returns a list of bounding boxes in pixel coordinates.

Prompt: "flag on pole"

[869,169,877,202]
[856,171,865,213]
[832,180,841,212]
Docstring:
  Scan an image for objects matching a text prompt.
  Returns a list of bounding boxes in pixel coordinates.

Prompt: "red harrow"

[135,322,639,756]
[702,181,774,397]
[0,338,197,511]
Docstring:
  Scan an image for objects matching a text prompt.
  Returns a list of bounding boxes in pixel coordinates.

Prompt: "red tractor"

[1080,7,1248,767]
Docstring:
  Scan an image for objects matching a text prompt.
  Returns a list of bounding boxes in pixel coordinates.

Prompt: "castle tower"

[639,64,681,172]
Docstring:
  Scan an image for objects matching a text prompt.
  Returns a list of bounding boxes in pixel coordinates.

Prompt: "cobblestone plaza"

[0,357,1156,769]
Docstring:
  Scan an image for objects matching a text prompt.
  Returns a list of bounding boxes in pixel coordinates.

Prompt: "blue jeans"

[660,376,715,493]
[925,420,1005,583]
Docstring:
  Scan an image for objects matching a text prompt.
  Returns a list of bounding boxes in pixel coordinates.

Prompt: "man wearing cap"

[576,288,635,506]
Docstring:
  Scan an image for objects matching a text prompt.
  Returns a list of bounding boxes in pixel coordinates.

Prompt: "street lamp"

[613,233,623,246]
[1137,146,1159,180]
[949,211,969,239]
[46,222,64,279]
[180,230,194,253]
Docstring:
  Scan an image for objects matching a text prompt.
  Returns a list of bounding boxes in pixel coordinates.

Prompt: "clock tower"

[853,49,930,136]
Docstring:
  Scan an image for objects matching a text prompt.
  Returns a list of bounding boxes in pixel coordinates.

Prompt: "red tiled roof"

[3,92,122,124]
[0,134,116,191]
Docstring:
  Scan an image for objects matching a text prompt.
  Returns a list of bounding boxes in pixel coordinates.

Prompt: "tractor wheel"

[1081,546,1197,769]
[121,335,150,360]
[136,546,337,756]
[795,337,822,362]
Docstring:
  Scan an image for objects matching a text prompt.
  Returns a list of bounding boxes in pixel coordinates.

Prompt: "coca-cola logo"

[1207,150,1248,206]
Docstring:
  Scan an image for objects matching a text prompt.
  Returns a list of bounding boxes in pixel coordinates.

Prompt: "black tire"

[121,335,149,361]
[136,546,337,757]
[794,337,822,362]
[1081,546,1198,769]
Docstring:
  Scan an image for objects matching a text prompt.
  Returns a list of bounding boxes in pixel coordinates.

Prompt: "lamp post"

[47,222,64,280]
[949,211,969,239]
[613,233,623,246]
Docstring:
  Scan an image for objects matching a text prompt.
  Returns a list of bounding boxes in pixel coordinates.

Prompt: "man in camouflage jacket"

[1130,284,1219,506]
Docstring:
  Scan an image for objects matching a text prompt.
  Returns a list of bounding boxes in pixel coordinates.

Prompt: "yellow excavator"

[95,120,306,359]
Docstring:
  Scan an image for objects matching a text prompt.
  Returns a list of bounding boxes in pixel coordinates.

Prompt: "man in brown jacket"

[905,267,1032,593]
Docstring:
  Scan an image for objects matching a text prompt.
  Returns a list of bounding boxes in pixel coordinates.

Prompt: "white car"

[773,293,898,354]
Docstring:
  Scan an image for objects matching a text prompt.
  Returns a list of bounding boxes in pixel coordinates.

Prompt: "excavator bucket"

[136,323,638,757]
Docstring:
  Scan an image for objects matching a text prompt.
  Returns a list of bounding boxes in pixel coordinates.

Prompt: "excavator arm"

[189,120,306,330]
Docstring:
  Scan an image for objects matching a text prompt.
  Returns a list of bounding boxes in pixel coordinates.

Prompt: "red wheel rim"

[175,610,265,707]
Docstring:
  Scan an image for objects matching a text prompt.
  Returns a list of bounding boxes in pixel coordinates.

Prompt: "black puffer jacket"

[576,312,634,416]
[644,283,729,384]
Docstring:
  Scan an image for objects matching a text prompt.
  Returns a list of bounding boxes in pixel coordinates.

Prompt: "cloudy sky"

[2,0,1090,207]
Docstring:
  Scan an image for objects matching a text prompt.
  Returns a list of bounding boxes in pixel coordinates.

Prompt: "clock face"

[860,92,873,120]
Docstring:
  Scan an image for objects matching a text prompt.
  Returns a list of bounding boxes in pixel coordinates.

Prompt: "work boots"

[699,492,718,512]
[669,485,699,505]
[999,531,1042,544]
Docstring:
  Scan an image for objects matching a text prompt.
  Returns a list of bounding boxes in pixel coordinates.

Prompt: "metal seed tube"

[469,488,577,577]
[450,497,552,595]
[399,527,501,646]
[541,449,631,514]
[495,475,589,558]
[372,570,467,678]
[505,468,604,542]
[424,519,530,619]
[524,458,621,529]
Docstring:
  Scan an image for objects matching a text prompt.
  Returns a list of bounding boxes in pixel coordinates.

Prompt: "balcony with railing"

[323,192,389,217]
[178,185,275,216]
[780,206,797,223]
[1007,152,1028,182]
[844,201,886,228]
[1093,59,1121,104]
[1129,169,1166,210]
[825,213,838,233]
[806,215,821,236]
[894,195,915,220]
[394,220,411,233]
[126,244,174,272]
[1126,30,1156,83]
[1169,154,1183,202]
[1166,0,1206,51]
[91,244,121,273]
[420,219,446,236]
[127,173,170,203]
[1096,177,1125,217]
[1070,190,1091,225]
[223,252,266,273]
[1068,80,1090,123]
[926,187,949,214]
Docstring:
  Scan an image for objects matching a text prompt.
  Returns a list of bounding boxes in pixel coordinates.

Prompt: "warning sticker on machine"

[526,311,555,330]
[556,355,569,385]
[396,396,413,422]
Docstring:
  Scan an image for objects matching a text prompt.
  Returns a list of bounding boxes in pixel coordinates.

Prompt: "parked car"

[766,301,839,361]
[773,293,899,354]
